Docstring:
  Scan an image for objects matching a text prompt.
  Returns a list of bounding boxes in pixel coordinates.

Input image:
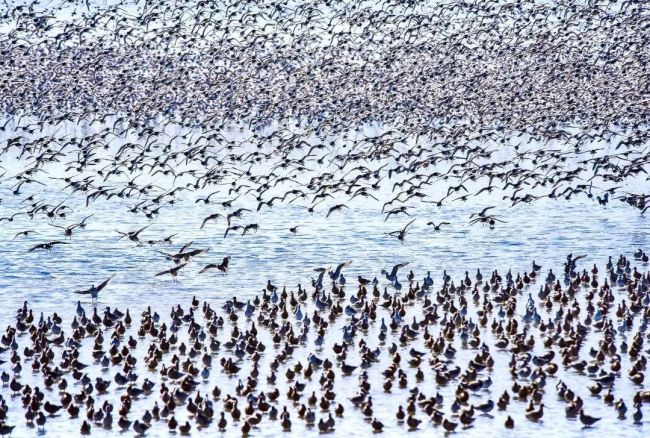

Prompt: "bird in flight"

[199,256,231,274]
[381,262,409,283]
[49,223,81,239]
[77,214,94,229]
[13,230,37,239]
[329,260,352,282]
[326,204,349,218]
[387,219,416,243]
[28,241,69,252]
[227,208,251,225]
[115,226,149,245]
[426,221,450,231]
[470,206,496,218]
[201,213,225,229]
[469,215,505,228]
[155,263,188,281]
[74,275,114,302]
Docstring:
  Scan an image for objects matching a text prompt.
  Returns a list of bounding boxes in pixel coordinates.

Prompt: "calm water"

[0,0,648,435]
[1,177,649,437]
[0,108,648,438]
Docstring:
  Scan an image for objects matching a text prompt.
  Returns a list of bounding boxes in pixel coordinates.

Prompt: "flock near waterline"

[1,253,650,435]
[1,0,650,250]
[1,0,650,436]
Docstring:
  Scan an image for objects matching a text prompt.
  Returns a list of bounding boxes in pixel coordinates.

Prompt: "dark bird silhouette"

[74,275,114,301]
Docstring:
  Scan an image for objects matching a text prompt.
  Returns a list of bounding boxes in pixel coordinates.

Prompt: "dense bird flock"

[1,254,650,436]
[1,0,650,436]
[1,0,650,239]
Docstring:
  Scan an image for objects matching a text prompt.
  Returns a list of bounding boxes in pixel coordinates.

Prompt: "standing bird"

[0,425,15,436]
[579,410,601,427]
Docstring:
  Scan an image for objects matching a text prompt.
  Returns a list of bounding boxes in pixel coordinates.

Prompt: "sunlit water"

[0,0,649,435]
[1,176,649,437]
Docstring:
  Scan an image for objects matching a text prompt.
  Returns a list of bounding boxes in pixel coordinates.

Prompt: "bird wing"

[174,263,188,272]
[133,225,149,236]
[390,262,409,277]
[179,241,193,253]
[336,260,353,272]
[481,206,496,215]
[199,264,216,274]
[155,267,173,276]
[154,249,175,259]
[96,275,114,292]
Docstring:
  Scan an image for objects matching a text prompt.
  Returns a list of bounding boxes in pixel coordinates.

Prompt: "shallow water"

[1,176,650,437]
[0,0,649,435]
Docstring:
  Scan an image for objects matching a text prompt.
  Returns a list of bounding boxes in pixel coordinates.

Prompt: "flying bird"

[74,275,114,301]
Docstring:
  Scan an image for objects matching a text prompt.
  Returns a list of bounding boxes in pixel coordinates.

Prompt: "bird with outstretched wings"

[74,275,114,300]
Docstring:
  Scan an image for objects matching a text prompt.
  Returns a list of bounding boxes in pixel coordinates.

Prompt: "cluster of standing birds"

[1,253,650,436]
[0,0,650,436]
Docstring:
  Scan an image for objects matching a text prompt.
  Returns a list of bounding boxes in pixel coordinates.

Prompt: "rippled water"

[1,174,650,437]
[1,0,649,434]
[0,106,649,437]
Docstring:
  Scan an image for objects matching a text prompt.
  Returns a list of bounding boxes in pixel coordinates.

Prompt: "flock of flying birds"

[0,0,650,435]
[1,0,650,249]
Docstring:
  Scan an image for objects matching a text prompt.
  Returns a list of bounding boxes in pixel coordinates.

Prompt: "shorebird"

[73,275,114,302]
[329,260,352,282]
[387,219,416,243]
[13,230,37,239]
[155,263,188,281]
[0,251,649,435]
[115,226,149,245]
[381,262,409,283]
[426,221,450,231]
[326,204,349,219]
[199,256,231,274]
[28,241,69,252]
[49,223,81,239]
